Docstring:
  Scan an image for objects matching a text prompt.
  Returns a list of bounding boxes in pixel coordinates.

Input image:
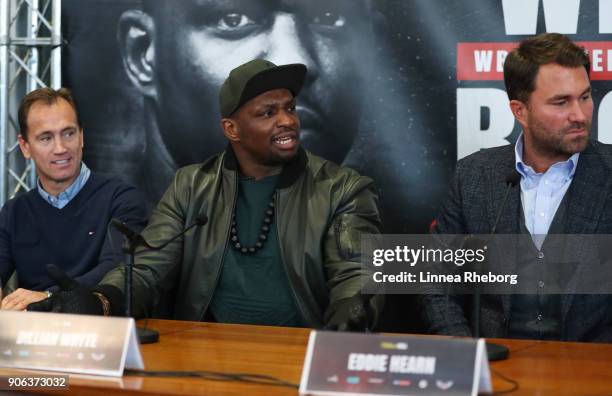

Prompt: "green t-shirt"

[209,174,306,327]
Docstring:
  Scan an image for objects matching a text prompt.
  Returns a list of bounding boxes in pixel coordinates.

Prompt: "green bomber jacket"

[98,147,383,327]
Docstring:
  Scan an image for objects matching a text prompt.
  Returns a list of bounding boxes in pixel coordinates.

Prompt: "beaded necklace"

[230,193,276,255]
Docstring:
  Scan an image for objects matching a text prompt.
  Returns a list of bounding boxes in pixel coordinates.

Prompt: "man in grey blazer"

[421,33,612,342]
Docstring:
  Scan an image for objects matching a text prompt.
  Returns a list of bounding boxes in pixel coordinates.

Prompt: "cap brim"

[234,64,307,115]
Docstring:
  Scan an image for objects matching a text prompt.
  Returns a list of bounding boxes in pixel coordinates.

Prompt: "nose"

[52,136,68,154]
[264,13,319,86]
[277,108,299,130]
[569,99,590,124]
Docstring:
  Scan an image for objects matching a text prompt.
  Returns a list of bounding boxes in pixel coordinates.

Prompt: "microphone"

[429,170,520,249]
[110,212,208,344]
[506,169,521,186]
[149,213,208,251]
[111,213,208,251]
[431,170,520,360]
[490,170,521,235]
[110,219,145,246]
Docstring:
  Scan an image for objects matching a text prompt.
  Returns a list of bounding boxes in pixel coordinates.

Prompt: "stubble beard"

[528,116,590,159]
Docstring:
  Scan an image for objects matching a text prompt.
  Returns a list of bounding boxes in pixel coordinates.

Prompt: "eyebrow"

[33,125,77,137]
[254,98,296,108]
[549,86,591,101]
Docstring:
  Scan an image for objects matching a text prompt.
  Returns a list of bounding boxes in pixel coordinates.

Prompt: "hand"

[324,292,373,332]
[1,288,49,311]
[26,264,105,315]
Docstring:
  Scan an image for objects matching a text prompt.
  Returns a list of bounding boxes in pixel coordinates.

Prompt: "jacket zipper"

[275,189,310,326]
[198,174,238,321]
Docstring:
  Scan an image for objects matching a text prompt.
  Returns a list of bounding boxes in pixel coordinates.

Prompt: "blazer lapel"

[485,146,521,235]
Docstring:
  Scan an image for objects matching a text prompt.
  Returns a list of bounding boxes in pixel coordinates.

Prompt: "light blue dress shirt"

[514,134,578,248]
[37,162,91,209]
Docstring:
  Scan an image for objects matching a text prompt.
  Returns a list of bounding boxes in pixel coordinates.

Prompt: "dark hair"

[503,33,590,103]
[18,87,80,141]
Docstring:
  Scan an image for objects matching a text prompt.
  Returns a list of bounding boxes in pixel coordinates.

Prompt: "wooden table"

[3,319,612,395]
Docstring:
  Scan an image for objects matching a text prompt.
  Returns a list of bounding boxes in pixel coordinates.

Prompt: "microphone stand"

[121,235,159,344]
[472,173,519,362]
[115,215,208,344]
[472,260,508,361]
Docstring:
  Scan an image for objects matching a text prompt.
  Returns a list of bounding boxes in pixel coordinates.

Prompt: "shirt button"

[544,180,549,185]
[538,280,545,288]
[537,251,545,259]
[539,212,545,217]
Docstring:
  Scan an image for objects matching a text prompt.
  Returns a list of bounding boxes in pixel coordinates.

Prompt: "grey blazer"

[420,140,612,342]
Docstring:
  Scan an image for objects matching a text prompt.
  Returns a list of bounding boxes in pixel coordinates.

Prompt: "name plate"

[300,331,491,396]
[0,311,144,377]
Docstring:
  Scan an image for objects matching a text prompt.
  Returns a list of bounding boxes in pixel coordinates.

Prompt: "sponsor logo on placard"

[436,380,454,390]
[91,353,106,362]
[346,376,360,385]
[392,379,411,387]
[326,375,339,383]
[380,341,408,351]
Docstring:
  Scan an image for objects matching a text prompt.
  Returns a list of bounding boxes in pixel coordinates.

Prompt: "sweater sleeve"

[98,168,191,318]
[0,204,15,288]
[67,182,147,289]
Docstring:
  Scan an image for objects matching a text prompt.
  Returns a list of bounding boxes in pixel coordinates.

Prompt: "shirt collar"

[37,162,91,208]
[514,133,579,181]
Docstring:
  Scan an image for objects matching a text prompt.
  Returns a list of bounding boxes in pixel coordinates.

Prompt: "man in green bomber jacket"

[30,59,383,331]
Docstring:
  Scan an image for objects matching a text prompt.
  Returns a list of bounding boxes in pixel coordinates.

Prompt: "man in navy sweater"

[0,88,147,311]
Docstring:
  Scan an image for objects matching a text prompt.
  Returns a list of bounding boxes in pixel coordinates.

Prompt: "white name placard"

[0,311,143,377]
[300,331,491,396]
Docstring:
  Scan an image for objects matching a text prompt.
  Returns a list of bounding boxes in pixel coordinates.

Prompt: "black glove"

[324,292,373,332]
[27,264,105,315]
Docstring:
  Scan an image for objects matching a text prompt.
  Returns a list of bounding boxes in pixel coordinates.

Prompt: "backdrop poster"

[62,0,612,234]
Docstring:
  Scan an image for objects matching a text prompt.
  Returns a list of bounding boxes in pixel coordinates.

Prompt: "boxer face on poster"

[118,0,372,173]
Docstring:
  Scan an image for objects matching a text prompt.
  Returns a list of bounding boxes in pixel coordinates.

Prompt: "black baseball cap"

[219,59,307,118]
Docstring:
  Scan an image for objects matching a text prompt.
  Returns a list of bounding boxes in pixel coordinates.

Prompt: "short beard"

[528,116,590,159]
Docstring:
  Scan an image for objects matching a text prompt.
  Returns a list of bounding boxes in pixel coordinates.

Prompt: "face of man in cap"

[119,0,370,167]
[223,88,300,175]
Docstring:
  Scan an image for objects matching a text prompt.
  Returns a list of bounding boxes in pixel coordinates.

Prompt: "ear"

[79,127,85,149]
[509,99,528,130]
[221,118,240,142]
[117,10,157,98]
[17,134,31,160]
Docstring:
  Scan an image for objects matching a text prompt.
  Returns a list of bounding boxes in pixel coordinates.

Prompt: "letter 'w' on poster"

[300,331,492,396]
[0,311,144,377]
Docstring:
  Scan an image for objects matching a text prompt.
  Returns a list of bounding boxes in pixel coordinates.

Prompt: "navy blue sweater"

[0,173,147,291]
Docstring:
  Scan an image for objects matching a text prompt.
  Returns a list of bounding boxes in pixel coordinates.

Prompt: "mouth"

[271,132,299,150]
[566,128,588,137]
[51,158,72,166]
